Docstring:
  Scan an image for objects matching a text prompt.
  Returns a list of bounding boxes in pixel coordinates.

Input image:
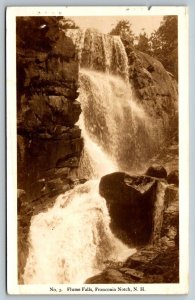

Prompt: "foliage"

[110,16,178,79]
[149,16,178,78]
[135,31,152,54]
[110,20,135,47]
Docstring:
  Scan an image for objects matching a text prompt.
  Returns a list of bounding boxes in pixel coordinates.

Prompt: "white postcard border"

[6,6,189,295]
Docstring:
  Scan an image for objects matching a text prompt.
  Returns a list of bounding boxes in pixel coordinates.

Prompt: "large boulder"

[167,170,179,186]
[145,164,167,179]
[99,172,158,246]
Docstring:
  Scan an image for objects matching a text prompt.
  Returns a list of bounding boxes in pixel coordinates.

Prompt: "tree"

[136,30,152,54]
[149,16,178,79]
[110,20,135,47]
[59,18,79,30]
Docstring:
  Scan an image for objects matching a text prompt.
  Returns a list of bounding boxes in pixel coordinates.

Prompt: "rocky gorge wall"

[17,20,83,204]
[17,18,83,282]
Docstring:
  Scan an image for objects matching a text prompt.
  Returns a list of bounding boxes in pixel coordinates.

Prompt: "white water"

[78,116,118,178]
[23,181,135,284]
[78,69,160,173]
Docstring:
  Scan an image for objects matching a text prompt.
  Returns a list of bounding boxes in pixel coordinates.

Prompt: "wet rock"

[161,200,179,245]
[145,164,167,179]
[46,178,63,192]
[38,133,52,139]
[167,170,179,186]
[54,133,70,140]
[164,185,179,207]
[100,172,156,205]
[140,274,164,283]
[53,125,69,135]
[79,178,88,184]
[120,268,144,279]
[86,246,179,284]
[106,269,124,278]
[17,136,83,200]
[125,248,159,268]
[99,172,157,246]
[17,17,83,211]
[161,236,175,248]
[85,268,129,284]
[62,184,70,193]
[17,189,26,201]
[17,189,27,211]
[56,156,80,168]
[70,126,81,139]
[54,167,70,179]
[147,64,155,73]
[127,50,178,140]
[30,179,46,201]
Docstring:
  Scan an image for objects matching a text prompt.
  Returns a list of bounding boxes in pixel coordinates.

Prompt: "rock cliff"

[17,18,83,202]
[17,17,83,282]
[126,47,178,140]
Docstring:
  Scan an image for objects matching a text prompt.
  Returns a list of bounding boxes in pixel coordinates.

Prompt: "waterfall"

[66,28,129,81]
[78,69,161,174]
[23,29,163,284]
[23,181,135,284]
[77,116,118,178]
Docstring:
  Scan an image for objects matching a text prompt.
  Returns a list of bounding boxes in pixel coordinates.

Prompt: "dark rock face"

[127,49,178,140]
[17,17,83,283]
[17,18,83,202]
[86,247,179,284]
[161,185,179,247]
[99,172,157,246]
[145,164,167,179]
[87,171,179,284]
[167,170,179,186]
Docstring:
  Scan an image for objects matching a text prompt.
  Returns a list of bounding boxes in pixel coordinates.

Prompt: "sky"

[70,16,164,37]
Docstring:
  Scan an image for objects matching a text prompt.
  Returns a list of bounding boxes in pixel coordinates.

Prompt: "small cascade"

[77,116,118,178]
[23,181,135,284]
[66,28,129,81]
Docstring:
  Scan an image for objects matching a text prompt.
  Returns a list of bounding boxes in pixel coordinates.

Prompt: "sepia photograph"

[6,6,189,294]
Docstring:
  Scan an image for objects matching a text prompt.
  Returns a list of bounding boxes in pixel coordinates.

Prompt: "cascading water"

[66,28,129,81]
[78,69,161,174]
[23,28,163,284]
[23,181,135,284]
